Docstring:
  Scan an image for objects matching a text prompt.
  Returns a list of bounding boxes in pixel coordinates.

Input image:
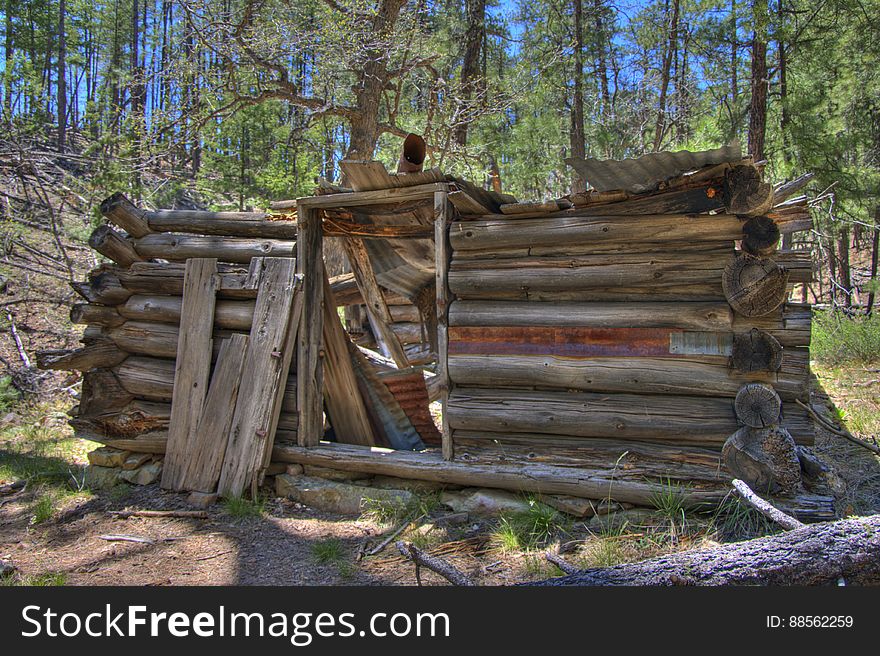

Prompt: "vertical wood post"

[435,190,453,460]
[297,203,324,446]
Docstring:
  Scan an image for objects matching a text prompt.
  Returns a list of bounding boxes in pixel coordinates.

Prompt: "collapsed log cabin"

[39,144,836,520]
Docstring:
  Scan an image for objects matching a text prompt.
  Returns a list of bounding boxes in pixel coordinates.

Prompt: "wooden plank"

[435,192,453,460]
[160,258,218,491]
[217,258,300,498]
[449,301,733,331]
[342,237,409,367]
[296,205,324,446]
[320,271,377,446]
[180,334,249,493]
[291,183,449,209]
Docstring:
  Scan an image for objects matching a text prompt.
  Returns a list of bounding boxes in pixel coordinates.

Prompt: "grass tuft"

[222,495,265,518]
[812,310,880,365]
[311,538,345,564]
[490,496,567,552]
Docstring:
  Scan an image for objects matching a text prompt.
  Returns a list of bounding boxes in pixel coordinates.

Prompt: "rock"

[118,461,163,486]
[187,491,218,507]
[122,453,151,470]
[265,462,287,476]
[587,509,656,533]
[302,464,372,483]
[440,488,531,516]
[275,475,414,516]
[87,447,130,468]
[285,464,304,476]
[0,559,16,578]
[85,465,122,490]
[370,475,449,493]
[543,495,598,518]
[0,412,20,428]
[435,512,469,527]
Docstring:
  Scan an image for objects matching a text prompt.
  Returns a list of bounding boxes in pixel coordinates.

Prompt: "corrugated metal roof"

[565,143,742,193]
[378,370,442,447]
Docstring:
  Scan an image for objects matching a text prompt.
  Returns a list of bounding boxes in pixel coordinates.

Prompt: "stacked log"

[45,197,302,458]
[444,162,817,494]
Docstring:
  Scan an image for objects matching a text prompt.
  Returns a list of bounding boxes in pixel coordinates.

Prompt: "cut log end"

[724,165,775,216]
[730,328,783,373]
[722,254,789,317]
[741,216,780,256]
[723,425,801,495]
[734,383,782,428]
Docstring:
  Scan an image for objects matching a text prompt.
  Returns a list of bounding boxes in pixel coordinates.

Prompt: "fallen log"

[529,514,880,586]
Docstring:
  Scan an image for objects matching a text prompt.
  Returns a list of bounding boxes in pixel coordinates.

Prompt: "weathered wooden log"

[271,441,726,507]
[530,514,880,586]
[451,432,726,483]
[389,305,421,323]
[449,213,748,252]
[448,387,813,446]
[449,301,733,331]
[116,262,255,299]
[447,387,742,445]
[723,164,775,216]
[145,210,296,238]
[329,272,410,307]
[735,383,782,428]
[449,253,731,297]
[70,303,125,327]
[107,321,242,359]
[447,353,808,401]
[89,225,143,267]
[722,254,790,317]
[36,339,128,371]
[730,328,783,373]
[741,215,780,255]
[109,355,298,412]
[72,270,131,305]
[100,192,152,238]
[78,368,134,417]
[452,240,734,260]
[118,294,255,330]
[132,233,295,263]
[723,426,801,494]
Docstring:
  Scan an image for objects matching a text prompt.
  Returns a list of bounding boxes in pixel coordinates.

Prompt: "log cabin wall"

[51,194,303,449]
[443,161,816,491]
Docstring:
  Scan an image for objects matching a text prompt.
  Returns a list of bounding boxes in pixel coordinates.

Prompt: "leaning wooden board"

[217,258,300,498]
[161,258,218,491]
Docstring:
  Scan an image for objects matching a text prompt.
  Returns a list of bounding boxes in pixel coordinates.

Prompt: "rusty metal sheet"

[565,143,742,193]
[448,326,678,357]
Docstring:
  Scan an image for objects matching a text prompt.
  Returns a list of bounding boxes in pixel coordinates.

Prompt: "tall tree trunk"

[653,0,680,152]
[4,0,14,115]
[748,0,768,161]
[836,228,852,308]
[570,0,587,193]
[867,208,879,317]
[454,0,485,147]
[57,0,67,150]
[777,0,790,164]
[344,0,406,161]
[593,0,610,117]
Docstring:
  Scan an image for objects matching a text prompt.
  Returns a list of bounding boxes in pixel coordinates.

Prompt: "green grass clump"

[1,571,67,587]
[222,495,265,518]
[0,376,19,413]
[490,497,567,552]
[710,495,778,541]
[650,480,689,539]
[360,492,441,527]
[311,538,345,564]
[30,492,56,524]
[812,310,880,364]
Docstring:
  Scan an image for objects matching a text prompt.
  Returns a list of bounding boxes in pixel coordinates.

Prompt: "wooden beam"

[435,191,453,461]
[161,258,219,491]
[288,183,449,210]
[296,204,324,446]
[89,225,143,267]
[342,237,409,368]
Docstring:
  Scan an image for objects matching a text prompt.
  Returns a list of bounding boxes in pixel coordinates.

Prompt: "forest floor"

[1,365,878,587]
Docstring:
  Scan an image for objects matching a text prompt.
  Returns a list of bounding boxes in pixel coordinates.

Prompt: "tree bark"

[57,0,67,151]
[454,0,485,147]
[748,0,768,161]
[570,0,587,192]
[529,515,880,585]
[653,0,680,152]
